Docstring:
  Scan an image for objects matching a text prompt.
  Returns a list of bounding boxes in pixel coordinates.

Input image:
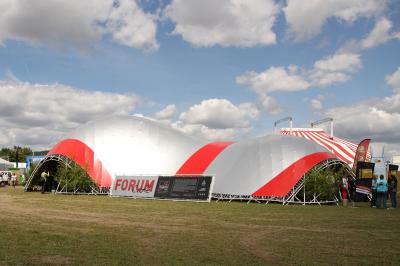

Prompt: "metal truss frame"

[25,154,109,195]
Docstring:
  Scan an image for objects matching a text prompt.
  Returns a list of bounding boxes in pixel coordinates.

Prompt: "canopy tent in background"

[0,157,13,170]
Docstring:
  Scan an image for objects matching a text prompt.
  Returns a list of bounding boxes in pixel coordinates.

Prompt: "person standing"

[11,173,17,188]
[371,175,378,208]
[348,178,357,208]
[388,175,397,208]
[21,173,26,186]
[376,175,388,209]
[340,176,349,206]
[40,171,49,194]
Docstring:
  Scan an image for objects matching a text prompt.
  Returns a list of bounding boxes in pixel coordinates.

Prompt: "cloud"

[313,52,362,73]
[385,67,400,92]
[161,98,261,141]
[326,97,400,144]
[361,17,393,49]
[284,0,386,41]
[236,51,362,110]
[237,53,361,94]
[165,0,279,47]
[0,80,140,149]
[171,122,240,141]
[256,94,282,115]
[309,52,362,87]
[0,0,159,51]
[179,98,259,129]
[310,99,323,110]
[325,68,400,146]
[153,104,177,120]
[105,0,159,51]
[236,66,309,94]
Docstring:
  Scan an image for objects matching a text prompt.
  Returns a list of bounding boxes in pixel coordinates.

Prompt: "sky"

[0,0,399,158]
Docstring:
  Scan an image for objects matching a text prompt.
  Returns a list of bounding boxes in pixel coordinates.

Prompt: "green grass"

[0,187,399,265]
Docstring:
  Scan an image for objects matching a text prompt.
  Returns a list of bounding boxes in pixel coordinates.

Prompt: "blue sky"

[0,0,399,156]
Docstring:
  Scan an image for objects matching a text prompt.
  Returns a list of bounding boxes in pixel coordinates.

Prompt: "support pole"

[303,175,306,206]
[274,117,293,134]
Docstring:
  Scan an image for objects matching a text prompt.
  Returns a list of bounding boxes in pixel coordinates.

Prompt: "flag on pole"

[352,139,371,171]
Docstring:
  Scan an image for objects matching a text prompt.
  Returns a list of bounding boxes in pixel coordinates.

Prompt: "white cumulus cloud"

[165,0,279,47]
[0,80,140,149]
[310,52,362,87]
[310,99,323,110]
[385,67,400,92]
[164,98,260,141]
[236,51,363,111]
[171,122,239,141]
[256,94,282,115]
[361,17,393,49]
[0,0,159,51]
[179,98,259,129]
[153,104,177,120]
[284,0,386,41]
[325,68,400,147]
[313,52,362,73]
[236,66,309,94]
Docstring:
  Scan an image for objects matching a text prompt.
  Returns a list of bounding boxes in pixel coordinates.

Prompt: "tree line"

[0,146,33,162]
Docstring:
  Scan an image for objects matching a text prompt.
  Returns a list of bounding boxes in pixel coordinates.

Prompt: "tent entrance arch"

[25,154,109,195]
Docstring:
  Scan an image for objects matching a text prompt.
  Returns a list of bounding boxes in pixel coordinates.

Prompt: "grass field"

[1,186,399,265]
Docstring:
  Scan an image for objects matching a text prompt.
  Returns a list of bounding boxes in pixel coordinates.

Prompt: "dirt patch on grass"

[31,255,74,265]
[239,230,283,265]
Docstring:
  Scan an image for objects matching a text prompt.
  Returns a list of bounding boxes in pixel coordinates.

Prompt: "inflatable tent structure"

[26,115,354,204]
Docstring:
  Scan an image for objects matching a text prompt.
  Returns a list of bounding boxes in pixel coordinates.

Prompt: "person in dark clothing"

[388,175,397,208]
[348,178,357,207]
[371,175,378,207]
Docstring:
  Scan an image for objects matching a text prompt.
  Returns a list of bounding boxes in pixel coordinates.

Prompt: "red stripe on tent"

[176,142,234,175]
[252,152,335,197]
[313,131,354,159]
[48,139,112,187]
[301,131,352,164]
[309,132,353,162]
[282,128,372,163]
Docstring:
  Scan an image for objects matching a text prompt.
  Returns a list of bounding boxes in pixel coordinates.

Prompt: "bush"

[54,161,96,193]
[304,165,348,201]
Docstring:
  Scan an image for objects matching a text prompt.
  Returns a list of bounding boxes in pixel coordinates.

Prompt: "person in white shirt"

[11,173,17,188]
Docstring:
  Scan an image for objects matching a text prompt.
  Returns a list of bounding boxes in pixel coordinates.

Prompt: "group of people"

[0,172,24,188]
[340,174,398,209]
[371,174,397,209]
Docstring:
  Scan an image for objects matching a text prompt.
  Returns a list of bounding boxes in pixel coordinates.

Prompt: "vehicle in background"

[0,171,12,186]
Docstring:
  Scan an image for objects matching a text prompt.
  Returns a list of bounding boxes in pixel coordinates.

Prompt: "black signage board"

[154,176,213,201]
[356,161,375,179]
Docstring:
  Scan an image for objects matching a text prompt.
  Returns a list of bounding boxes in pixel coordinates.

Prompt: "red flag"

[352,139,371,171]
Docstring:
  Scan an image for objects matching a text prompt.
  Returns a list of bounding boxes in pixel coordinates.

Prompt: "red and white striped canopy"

[280,128,359,166]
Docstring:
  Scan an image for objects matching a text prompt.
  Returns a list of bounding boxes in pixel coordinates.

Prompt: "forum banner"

[110,175,213,201]
[110,175,158,198]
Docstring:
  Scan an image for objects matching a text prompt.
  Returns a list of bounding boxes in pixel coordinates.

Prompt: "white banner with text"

[110,175,158,198]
